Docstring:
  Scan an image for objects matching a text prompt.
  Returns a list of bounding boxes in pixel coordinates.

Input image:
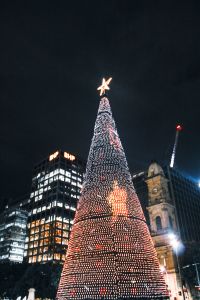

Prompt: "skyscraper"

[57,79,168,299]
[0,207,28,263]
[24,150,85,264]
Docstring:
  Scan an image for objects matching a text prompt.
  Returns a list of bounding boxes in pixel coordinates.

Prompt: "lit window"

[63,223,69,230]
[30,236,34,241]
[34,234,39,240]
[54,253,60,260]
[56,230,62,236]
[55,237,61,244]
[43,254,47,261]
[62,254,66,260]
[45,224,50,230]
[66,171,71,177]
[62,239,68,245]
[56,222,62,228]
[59,175,64,181]
[54,175,58,181]
[60,169,65,175]
[44,239,49,245]
[62,231,68,238]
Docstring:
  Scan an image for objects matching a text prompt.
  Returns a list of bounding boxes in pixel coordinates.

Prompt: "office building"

[24,150,85,264]
[0,207,28,263]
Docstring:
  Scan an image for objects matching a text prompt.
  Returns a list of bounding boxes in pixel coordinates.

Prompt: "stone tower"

[146,162,184,299]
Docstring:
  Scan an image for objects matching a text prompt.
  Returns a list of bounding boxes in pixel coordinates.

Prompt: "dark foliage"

[0,262,62,299]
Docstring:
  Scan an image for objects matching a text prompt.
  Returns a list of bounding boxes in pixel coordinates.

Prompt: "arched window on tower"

[169,216,173,229]
[155,216,162,231]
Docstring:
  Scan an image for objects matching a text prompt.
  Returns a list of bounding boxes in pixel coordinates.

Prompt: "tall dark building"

[165,167,200,244]
[24,150,85,264]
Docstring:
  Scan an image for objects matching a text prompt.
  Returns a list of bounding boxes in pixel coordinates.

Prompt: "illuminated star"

[97,77,112,96]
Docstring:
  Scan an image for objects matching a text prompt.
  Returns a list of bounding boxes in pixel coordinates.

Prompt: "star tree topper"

[97,77,112,96]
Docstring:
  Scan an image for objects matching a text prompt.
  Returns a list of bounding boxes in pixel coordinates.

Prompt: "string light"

[57,96,168,299]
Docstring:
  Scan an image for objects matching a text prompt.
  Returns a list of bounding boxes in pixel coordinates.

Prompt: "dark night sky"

[0,1,200,199]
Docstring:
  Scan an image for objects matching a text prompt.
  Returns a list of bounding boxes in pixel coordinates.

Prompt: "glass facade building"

[0,207,28,263]
[24,150,85,264]
[165,166,200,243]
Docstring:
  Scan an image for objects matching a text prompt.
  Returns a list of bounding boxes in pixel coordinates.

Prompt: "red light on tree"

[69,289,76,297]
[95,244,103,250]
[176,124,183,131]
[99,287,107,295]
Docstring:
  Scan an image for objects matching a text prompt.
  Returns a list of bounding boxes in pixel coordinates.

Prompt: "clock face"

[152,187,158,194]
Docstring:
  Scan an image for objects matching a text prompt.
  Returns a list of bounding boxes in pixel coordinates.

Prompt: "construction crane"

[170,124,183,168]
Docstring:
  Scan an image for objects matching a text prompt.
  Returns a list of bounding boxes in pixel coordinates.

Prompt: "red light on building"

[176,124,183,131]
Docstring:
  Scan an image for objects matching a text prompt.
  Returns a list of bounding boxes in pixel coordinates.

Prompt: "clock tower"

[146,162,184,299]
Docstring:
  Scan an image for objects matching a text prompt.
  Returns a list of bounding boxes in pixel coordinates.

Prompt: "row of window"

[28,253,65,263]
[27,237,68,249]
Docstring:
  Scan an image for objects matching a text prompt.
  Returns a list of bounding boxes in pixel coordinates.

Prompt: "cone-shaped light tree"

[57,78,168,299]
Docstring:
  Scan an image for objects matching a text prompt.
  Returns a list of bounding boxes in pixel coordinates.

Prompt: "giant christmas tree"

[57,78,168,299]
